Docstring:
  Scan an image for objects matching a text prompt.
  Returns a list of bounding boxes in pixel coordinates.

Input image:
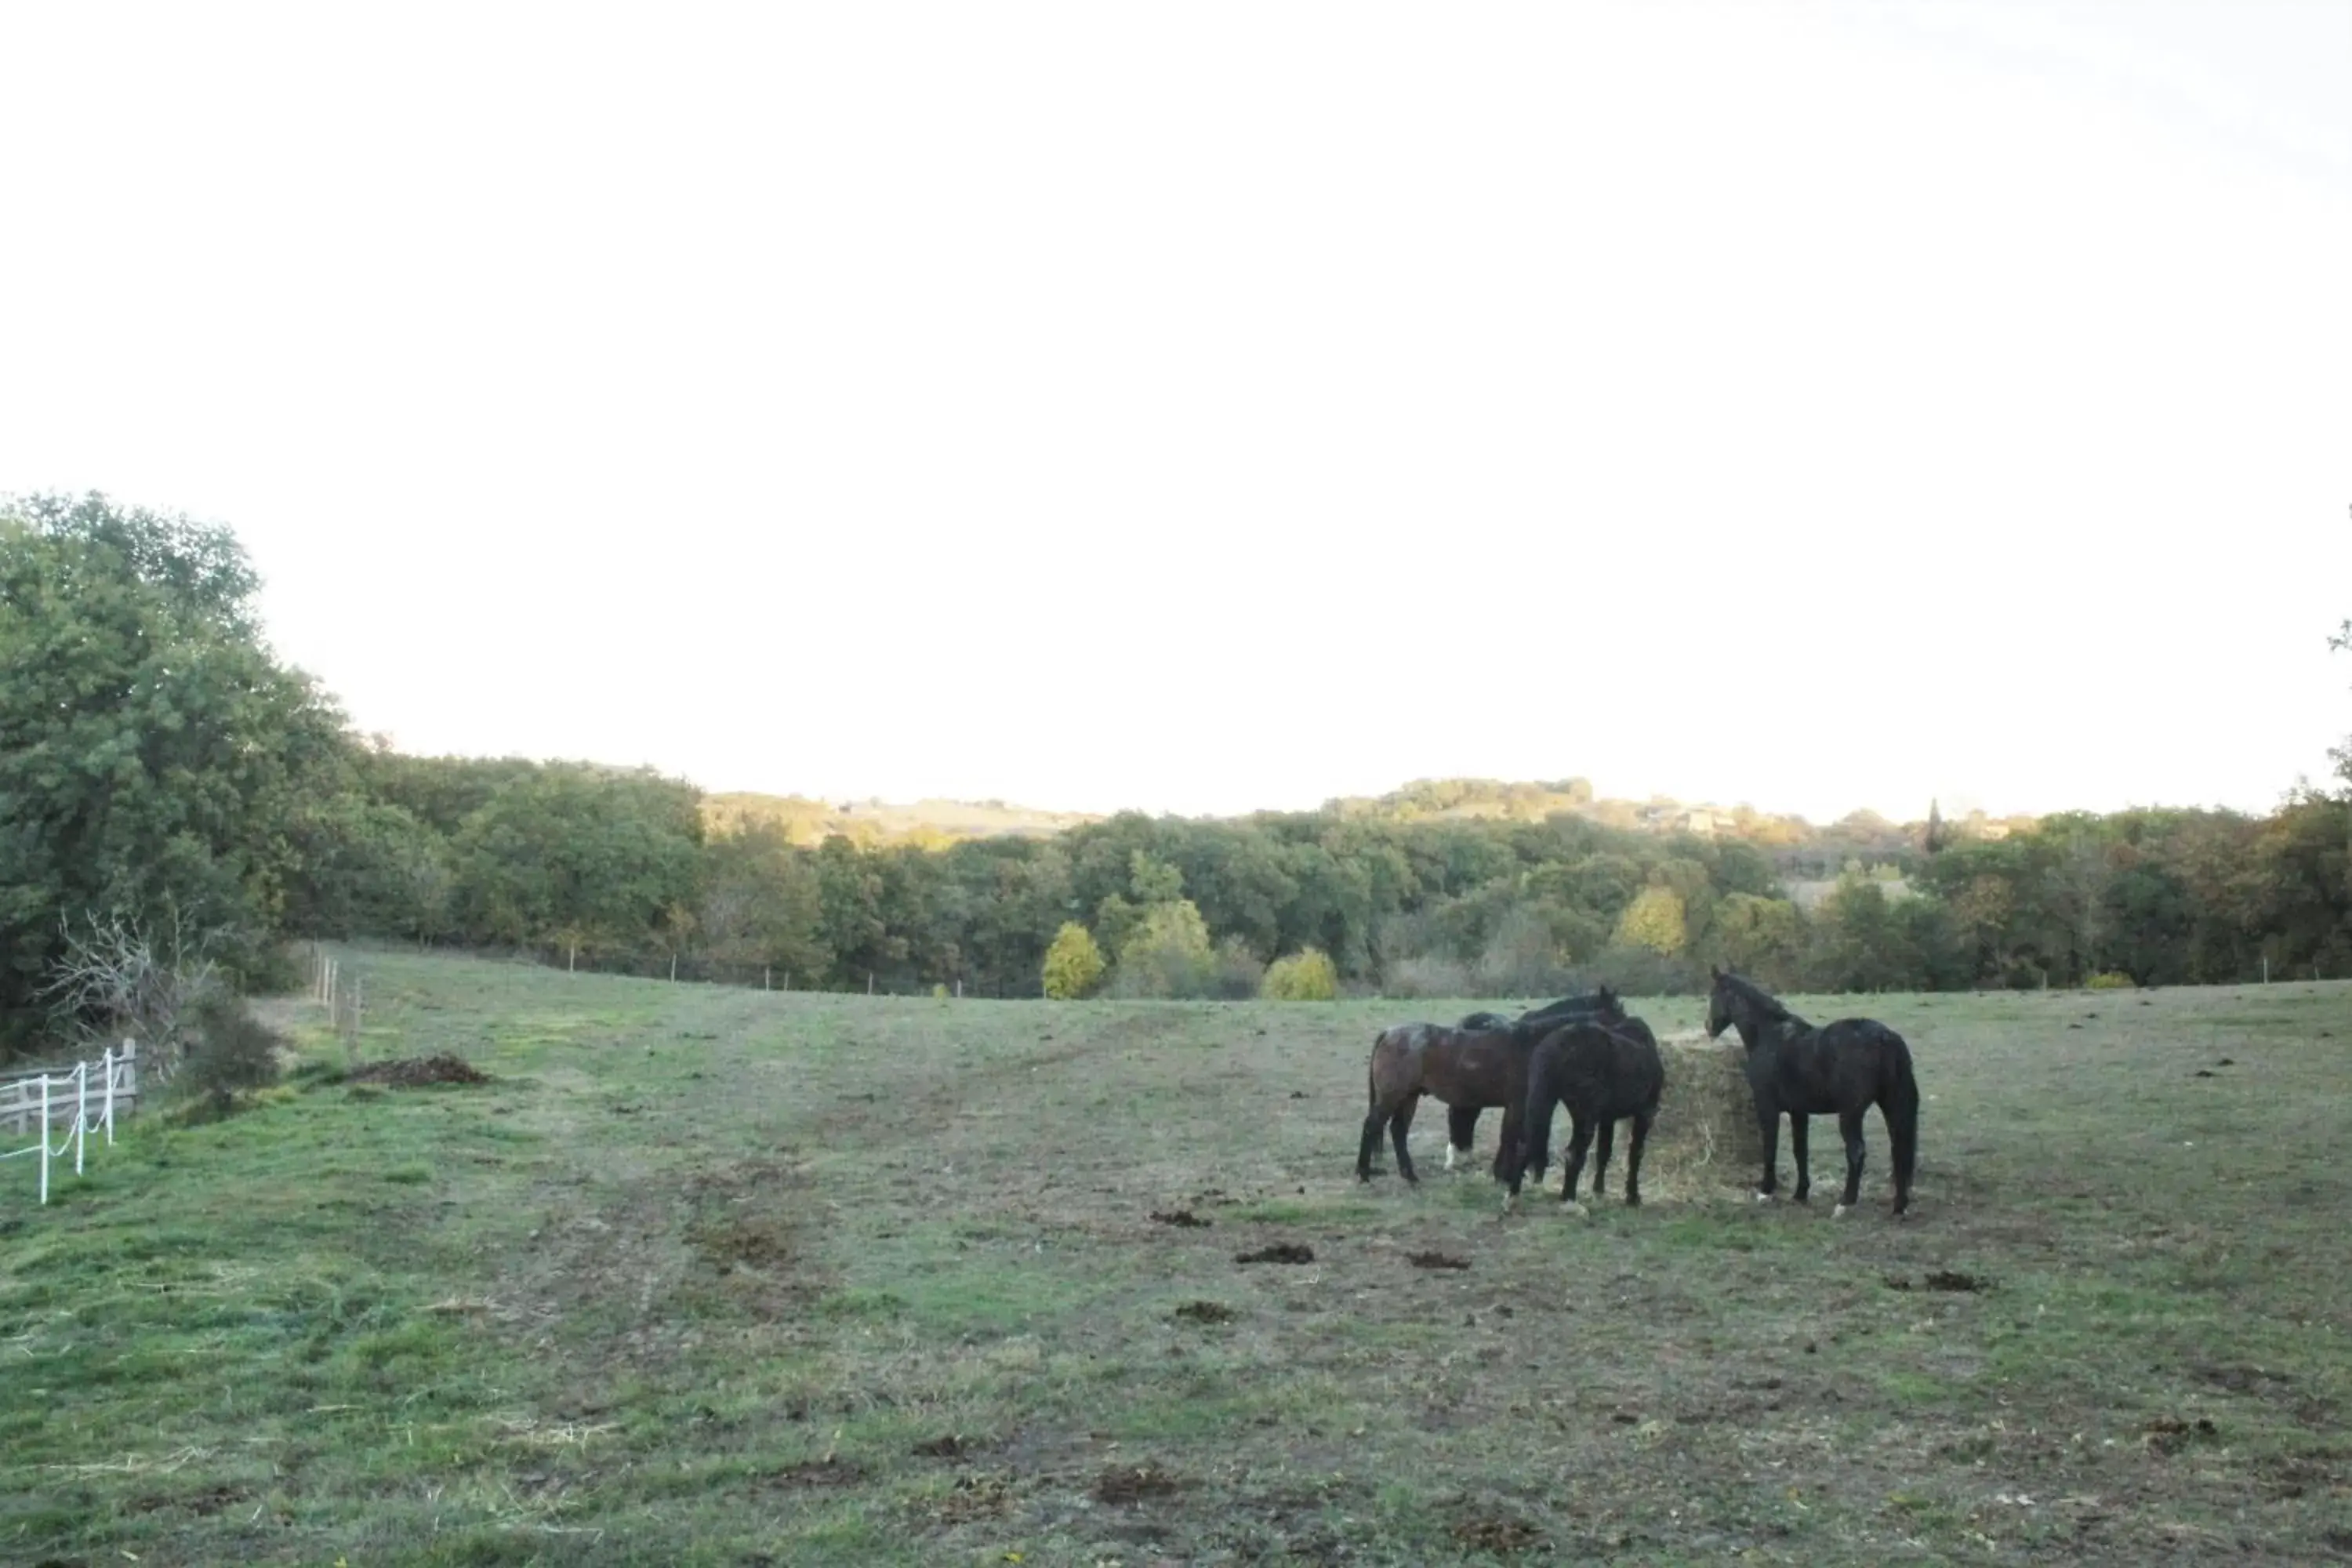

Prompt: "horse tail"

[1882,1033,1920,1189]
[1518,1044,1560,1187]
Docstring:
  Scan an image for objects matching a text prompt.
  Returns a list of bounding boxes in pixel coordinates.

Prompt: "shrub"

[1380,955,1473,1000]
[1109,901,1219,999]
[1474,909,1576,998]
[1262,948,1340,1001]
[1209,937,1266,1000]
[179,993,285,1110]
[1042,923,1107,1000]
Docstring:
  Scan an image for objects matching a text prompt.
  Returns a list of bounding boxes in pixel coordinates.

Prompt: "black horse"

[1446,987,1624,1175]
[1504,1017,1663,1211]
[1705,967,1919,1216]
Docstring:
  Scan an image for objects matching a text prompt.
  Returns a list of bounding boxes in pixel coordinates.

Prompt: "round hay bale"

[1641,1031,1762,1197]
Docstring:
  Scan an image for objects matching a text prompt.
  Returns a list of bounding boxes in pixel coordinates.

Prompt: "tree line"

[5,492,2347,1054]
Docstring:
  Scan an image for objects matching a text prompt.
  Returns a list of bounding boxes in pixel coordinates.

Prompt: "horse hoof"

[1832,1203,1849,1218]
[1560,1200,1587,1218]
[1754,1191,1776,1205]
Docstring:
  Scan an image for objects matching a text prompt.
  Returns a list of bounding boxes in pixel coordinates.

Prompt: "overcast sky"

[5,1,2347,823]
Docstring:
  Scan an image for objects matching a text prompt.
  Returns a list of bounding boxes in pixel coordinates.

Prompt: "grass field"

[5,952,2348,1566]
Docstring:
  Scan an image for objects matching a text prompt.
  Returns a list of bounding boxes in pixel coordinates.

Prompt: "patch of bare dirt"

[1236,1243,1314,1265]
[683,1156,814,1318]
[1407,1250,1470,1271]
[925,1472,1018,1523]
[2143,1415,2219,1456]
[1922,1269,1988,1292]
[1094,1462,1185,1504]
[131,1483,249,1516]
[765,1456,863,1488]
[348,1054,490,1087]
[1150,1208,1211,1228]
[1452,1514,1544,1553]
[1174,1300,1236,1324]
[911,1433,973,1460]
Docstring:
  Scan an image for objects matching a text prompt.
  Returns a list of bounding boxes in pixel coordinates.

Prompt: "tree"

[1,492,353,1055]
[2332,615,2352,787]
[1708,892,1805,982]
[1042,922,1107,999]
[448,762,705,956]
[1111,898,1218,997]
[1613,886,1688,955]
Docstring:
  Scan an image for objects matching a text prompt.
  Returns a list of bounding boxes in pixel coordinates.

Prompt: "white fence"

[1,1040,140,1204]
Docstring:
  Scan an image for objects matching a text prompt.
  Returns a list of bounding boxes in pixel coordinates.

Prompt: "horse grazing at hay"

[1705,966,1919,1217]
[1504,1016,1664,1212]
[1443,988,1625,1174]
[1359,989,1626,1185]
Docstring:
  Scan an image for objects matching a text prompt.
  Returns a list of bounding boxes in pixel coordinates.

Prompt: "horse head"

[1705,965,1744,1044]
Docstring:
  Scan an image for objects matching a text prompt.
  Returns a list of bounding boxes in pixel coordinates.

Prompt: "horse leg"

[1358,1098,1392,1181]
[1624,1109,1653,1207]
[1446,1104,1479,1173]
[1590,1118,1616,1200]
[1832,1109,1867,1216]
[1788,1112,1812,1203]
[1391,1094,1421,1185]
[1755,1103,1782,1202]
[1561,1114,1595,1207]
[1491,1100,1523,1185]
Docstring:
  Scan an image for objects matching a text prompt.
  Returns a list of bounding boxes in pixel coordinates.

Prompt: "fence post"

[764,967,771,991]
[74,1062,87,1176]
[38,1072,51,1205]
[103,1044,117,1145]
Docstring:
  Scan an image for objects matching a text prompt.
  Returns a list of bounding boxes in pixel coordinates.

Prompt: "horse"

[1705,966,1919,1217]
[1358,1015,1562,1185]
[1504,1017,1664,1212]
[1445,988,1624,1173]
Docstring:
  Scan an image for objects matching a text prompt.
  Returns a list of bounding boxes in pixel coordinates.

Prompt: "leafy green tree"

[1809,874,1914,991]
[698,823,826,982]
[1112,898,1217,997]
[1042,922,1106,998]
[1708,892,1805,982]
[1613,886,1688,955]
[448,763,704,954]
[1,492,352,1053]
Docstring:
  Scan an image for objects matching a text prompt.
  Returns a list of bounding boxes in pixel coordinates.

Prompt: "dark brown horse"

[1357,1021,1534,1185]
[1448,988,1624,1171]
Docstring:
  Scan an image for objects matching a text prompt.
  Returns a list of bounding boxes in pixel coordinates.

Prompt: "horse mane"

[1719,970,1806,1030]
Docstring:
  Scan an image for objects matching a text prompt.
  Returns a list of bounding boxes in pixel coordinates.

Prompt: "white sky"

[5,1,2347,824]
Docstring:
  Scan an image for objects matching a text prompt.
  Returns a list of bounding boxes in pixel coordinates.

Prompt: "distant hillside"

[704,775,2036,860]
[701,792,1101,848]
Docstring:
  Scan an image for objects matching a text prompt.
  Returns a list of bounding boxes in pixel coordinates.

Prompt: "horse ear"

[1710,964,1723,980]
